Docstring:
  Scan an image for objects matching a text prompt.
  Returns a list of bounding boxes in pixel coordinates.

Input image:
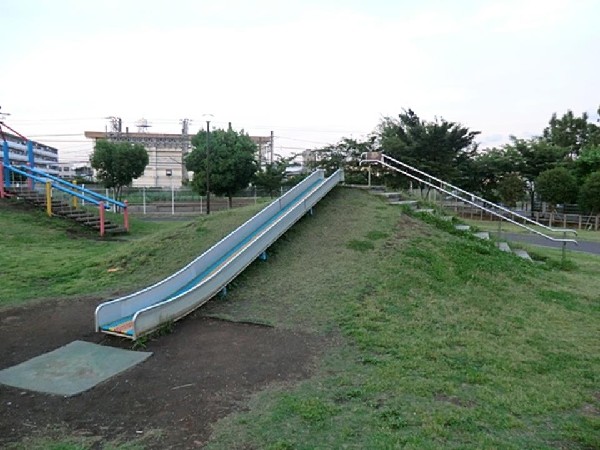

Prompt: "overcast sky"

[1,0,599,164]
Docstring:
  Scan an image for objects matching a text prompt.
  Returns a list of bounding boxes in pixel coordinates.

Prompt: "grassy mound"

[2,188,598,448]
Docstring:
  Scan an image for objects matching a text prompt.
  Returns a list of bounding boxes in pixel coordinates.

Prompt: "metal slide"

[95,169,343,340]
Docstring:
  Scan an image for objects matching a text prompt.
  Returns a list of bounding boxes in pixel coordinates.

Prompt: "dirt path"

[0,297,326,448]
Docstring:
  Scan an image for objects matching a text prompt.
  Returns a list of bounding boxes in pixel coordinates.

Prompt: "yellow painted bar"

[46,181,52,216]
[72,180,78,208]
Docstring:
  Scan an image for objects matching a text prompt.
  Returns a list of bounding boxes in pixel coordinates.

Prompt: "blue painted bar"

[27,141,35,189]
[2,141,9,188]
[19,165,126,208]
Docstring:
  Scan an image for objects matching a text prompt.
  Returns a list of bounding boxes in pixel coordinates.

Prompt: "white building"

[85,130,188,188]
[85,128,274,189]
[2,131,59,176]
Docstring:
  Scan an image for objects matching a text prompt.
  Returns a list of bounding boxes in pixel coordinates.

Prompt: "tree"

[90,139,149,200]
[253,159,289,198]
[307,137,376,184]
[186,128,258,208]
[575,146,600,179]
[497,173,526,207]
[378,109,480,190]
[468,146,524,201]
[535,167,578,210]
[503,137,569,215]
[578,171,600,215]
[542,108,600,158]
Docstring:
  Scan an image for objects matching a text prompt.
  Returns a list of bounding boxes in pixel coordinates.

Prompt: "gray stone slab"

[389,200,418,206]
[513,249,533,261]
[0,340,151,397]
[474,231,490,240]
[498,242,511,252]
[454,224,470,231]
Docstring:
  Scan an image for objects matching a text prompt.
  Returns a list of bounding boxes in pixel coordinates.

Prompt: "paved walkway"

[492,232,600,256]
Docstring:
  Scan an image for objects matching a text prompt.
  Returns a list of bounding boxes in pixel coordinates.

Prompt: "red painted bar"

[99,202,105,237]
[124,200,129,232]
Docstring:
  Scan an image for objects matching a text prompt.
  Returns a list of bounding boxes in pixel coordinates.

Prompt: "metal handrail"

[18,165,126,208]
[6,165,109,208]
[365,152,576,236]
[361,153,577,247]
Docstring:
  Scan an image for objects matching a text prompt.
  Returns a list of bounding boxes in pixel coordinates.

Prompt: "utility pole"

[206,120,211,215]
[180,118,191,184]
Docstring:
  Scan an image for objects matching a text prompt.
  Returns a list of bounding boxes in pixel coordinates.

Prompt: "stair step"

[389,200,418,207]
[513,249,533,261]
[441,216,454,222]
[497,242,511,252]
[414,208,434,213]
[454,224,470,231]
[474,231,490,240]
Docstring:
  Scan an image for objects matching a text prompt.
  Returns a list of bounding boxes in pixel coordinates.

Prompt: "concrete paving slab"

[513,249,533,261]
[474,231,490,240]
[454,224,470,231]
[389,200,418,205]
[497,242,511,252]
[0,340,151,397]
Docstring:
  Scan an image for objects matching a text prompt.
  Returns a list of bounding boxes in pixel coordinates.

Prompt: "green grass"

[202,188,600,449]
[463,217,600,242]
[2,188,599,449]
[0,200,264,308]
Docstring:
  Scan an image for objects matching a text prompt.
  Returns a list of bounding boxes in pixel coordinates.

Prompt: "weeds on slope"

[205,188,600,450]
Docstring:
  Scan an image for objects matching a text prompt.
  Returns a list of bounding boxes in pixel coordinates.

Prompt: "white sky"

[1,0,599,164]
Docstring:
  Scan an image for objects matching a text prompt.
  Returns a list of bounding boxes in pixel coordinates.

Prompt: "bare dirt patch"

[0,297,327,448]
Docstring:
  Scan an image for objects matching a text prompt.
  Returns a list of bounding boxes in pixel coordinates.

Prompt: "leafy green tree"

[186,128,258,207]
[497,173,526,207]
[253,159,289,198]
[378,109,480,190]
[308,137,376,184]
[535,167,578,210]
[542,108,600,157]
[575,146,600,179]
[502,137,569,214]
[90,139,149,200]
[468,146,524,201]
[578,171,600,215]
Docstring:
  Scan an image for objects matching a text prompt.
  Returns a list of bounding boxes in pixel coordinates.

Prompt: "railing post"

[99,202,105,237]
[45,181,52,216]
[72,180,78,208]
[124,200,129,232]
[0,162,4,198]
[27,141,35,190]
[27,163,33,191]
[2,141,10,189]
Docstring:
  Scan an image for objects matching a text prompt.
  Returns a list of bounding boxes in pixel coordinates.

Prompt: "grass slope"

[0,200,263,308]
[202,188,599,449]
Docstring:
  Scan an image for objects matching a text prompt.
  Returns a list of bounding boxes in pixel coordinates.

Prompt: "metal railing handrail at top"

[360,152,577,248]
[16,165,126,209]
[362,152,577,237]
